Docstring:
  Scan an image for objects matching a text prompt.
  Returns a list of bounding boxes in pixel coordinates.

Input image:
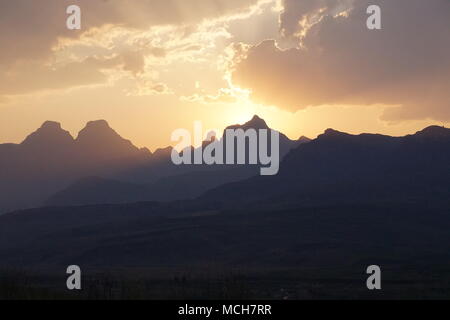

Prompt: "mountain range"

[0,120,150,213]
[0,115,307,213]
[202,125,450,208]
[0,120,450,298]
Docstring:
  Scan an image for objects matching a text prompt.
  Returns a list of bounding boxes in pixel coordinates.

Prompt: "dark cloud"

[232,0,450,121]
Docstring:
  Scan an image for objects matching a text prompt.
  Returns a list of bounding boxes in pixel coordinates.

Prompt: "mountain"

[2,199,450,274]
[75,120,150,162]
[200,125,450,207]
[226,114,269,131]
[409,125,450,139]
[222,115,308,161]
[0,122,76,213]
[44,115,307,208]
[0,120,152,213]
[21,121,75,149]
[0,125,450,298]
[0,116,308,213]
[45,176,147,206]
[45,167,261,207]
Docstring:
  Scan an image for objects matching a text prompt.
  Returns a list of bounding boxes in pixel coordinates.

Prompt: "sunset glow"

[0,0,449,150]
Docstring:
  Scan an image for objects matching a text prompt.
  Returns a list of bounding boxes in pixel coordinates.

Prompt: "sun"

[224,91,259,125]
[232,110,257,125]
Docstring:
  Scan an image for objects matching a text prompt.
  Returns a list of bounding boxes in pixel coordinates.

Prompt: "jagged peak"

[244,115,269,129]
[225,115,269,131]
[249,114,265,123]
[21,121,74,146]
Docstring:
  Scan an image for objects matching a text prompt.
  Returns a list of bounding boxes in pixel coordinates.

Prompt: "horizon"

[1,114,447,152]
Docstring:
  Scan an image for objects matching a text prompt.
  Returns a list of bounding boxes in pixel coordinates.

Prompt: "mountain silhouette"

[46,176,147,206]
[0,115,307,212]
[200,125,450,207]
[1,123,450,300]
[75,120,150,161]
[407,125,450,140]
[21,121,75,149]
[226,115,269,131]
[44,115,307,207]
[0,125,450,290]
[0,120,153,213]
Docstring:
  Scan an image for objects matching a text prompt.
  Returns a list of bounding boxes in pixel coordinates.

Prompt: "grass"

[1,266,450,300]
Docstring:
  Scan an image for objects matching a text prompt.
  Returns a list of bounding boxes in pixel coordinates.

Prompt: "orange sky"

[0,0,448,151]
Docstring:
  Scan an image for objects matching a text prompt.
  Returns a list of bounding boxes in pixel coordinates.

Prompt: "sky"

[0,0,449,150]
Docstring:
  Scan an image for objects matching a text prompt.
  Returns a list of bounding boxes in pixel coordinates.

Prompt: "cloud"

[279,0,354,38]
[230,0,450,121]
[181,88,238,104]
[0,56,122,96]
[0,0,260,67]
[0,0,261,99]
[128,82,174,96]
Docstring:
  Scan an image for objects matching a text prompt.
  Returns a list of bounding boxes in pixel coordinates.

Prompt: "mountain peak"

[21,121,74,146]
[324,128,342,135]
[76,120,115,140]
[320,128,350,138]
[413,125,450,138]
[246,115,269,129]
[86,119,110,128]
[226,115,269,131]
[40,121,63,130]
[250,115,264,123]
[76,120,142,159]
